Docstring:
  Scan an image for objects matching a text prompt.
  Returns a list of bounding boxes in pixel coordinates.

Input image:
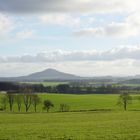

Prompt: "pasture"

[0,111,140,140]
[0,94,140,139]
[0,93,140,112]
[39,94,140,112]
[21,81,68,86]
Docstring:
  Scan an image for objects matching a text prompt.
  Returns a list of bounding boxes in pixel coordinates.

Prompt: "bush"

[60,103,70,112]
[43,100,54,112]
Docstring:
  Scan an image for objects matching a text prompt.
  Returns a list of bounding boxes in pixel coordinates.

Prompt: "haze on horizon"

[0,0,140,77]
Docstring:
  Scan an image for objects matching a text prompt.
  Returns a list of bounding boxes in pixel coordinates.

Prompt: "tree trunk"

[25,105,28,112]
[124,101,127,111]
[34,105,37,112]
[10,104,12,112]
[18,104,21,112]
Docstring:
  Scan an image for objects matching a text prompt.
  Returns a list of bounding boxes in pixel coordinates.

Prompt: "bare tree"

[43,100,54,112]
[31,94,41,112]
[0,94,8,111]
[23,88,33,112]
[15,94,23,112]
[7,93,15,112]
[60,103,70,112]
[117,92,132,111]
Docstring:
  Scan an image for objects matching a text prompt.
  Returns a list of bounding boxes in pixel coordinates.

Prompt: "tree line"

[1,81,138,94]
[0,93,41,112]
[0,88,70,113]
[0,90,138,112]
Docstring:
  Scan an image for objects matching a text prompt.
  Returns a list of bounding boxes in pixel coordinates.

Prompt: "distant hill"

[26,68,81,80]
[0,68,82,81]
[119,79,140,85]
[1,68,140,83]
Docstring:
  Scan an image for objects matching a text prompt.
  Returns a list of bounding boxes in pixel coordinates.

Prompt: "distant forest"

[0,81,140,94]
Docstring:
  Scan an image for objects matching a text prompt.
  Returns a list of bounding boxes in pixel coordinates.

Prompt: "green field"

[39,94,140,112]
[0,94,140,139]
[1,93,140,112]
[0,111,140,140]
[21,82,68,86]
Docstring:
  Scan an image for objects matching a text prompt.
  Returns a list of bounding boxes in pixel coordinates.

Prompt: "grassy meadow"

[0,93,140,139]
[1,93,140,112]
[39,94,140,112]
[0,111,140,140]
[21,81,68,86]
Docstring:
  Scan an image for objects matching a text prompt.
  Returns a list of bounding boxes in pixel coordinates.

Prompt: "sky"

[1,0,140,77]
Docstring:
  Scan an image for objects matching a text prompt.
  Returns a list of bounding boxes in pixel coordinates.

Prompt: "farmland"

[0,93,140,112]
[0,111,140,140]
[2,0,140,139]
[0,94,140,139]
[39,94,140,112]
[21,81,68,87]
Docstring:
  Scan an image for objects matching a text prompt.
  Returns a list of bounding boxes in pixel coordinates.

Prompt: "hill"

[119,79,140,85]
[0,68,82,81]
[1,68,140,83]
[26,68,81,80]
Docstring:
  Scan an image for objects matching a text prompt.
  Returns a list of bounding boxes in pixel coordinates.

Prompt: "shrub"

[60,103,70,112]
[43,100,54,112]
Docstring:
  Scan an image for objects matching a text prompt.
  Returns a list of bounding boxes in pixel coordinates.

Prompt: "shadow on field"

[130,109,140,111]
[5,108,140,114]
[0,109,114,114]
[67,109,113,113]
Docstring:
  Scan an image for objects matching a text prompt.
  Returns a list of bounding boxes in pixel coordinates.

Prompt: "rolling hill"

[26,68,81,80]
[0,68,82,81]
[1,68,140,83]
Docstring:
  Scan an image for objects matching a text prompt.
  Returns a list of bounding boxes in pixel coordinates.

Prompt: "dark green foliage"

[43,100,54,112]
[1,81,140,94]
[56,84,70,93]
[0,82,19,91]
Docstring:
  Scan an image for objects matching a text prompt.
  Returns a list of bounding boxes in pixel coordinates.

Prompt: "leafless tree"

[60,103,70,112]
[0,94,8,111]
[23,88,33,112]
[15,94,23,112]
[7,93,15,112]
[31,94,41,112]
[117,92,132,111]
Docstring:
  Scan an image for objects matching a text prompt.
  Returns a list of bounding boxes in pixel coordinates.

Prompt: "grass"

[39,94,119,112]
[1,93,140,112]
[0,111,140,140]
[0,93,140,139]
[39,94,140,112]
[21,81,68,86]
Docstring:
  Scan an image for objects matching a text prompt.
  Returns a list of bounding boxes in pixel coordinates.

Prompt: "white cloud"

[1,45,140,76]
[1,46,140,63]
[40,14,81,27]
[75,12,140,37]
[0,59,140,77]
[16,30,34,39]
[0,13,13,34]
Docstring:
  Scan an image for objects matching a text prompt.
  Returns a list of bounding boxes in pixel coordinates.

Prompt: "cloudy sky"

[1,0,140,77]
